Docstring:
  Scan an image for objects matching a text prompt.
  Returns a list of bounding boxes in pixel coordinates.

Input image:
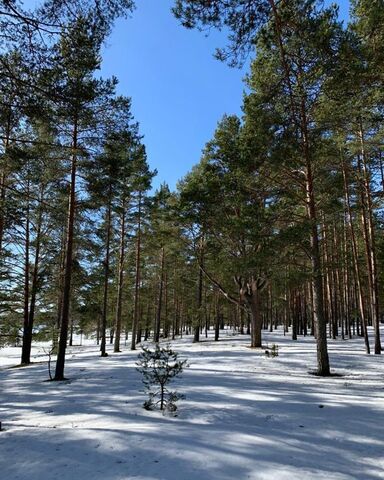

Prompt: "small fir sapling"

[136,343,188,413]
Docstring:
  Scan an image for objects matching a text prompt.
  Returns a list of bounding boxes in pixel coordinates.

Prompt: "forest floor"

[0,328,384,480]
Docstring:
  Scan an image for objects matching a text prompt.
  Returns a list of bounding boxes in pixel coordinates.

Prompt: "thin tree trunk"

[100,196,112,357]
[114,199,126,353]
[323,221,333,339]
[69,306,74,347]
[54,115,78,381]
[154,247,165,343]
[131,193,142,350]
[163,272,169,338]
[21,179,30,364]
[0,108,12,255]
[193,245,204,343]
[53,227,66,352]
[21,186,44,365]
[292,291,298,341]
[358,122,381,354]
[341,151,370,352]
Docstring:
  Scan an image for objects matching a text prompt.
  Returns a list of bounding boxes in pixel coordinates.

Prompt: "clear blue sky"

[100,0,351,190]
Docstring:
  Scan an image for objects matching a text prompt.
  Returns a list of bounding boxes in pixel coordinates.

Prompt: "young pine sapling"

[137,343,188,413]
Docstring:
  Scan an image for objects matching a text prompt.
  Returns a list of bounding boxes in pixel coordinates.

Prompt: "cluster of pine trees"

[0,0,155,379]
[0,0,383,379]
[174,0,384,376]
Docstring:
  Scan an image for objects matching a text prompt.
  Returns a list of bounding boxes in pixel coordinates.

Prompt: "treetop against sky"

[99,0,350,190]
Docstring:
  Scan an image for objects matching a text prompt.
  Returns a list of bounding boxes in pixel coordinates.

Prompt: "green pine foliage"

[136,343,188,413]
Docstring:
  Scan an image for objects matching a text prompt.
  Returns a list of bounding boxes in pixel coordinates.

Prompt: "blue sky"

[100,0,351,191]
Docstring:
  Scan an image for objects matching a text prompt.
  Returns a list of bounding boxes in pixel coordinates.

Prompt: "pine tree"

[136,343,187,412]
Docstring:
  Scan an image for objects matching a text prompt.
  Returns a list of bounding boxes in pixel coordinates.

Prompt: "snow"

[1,329,384,480]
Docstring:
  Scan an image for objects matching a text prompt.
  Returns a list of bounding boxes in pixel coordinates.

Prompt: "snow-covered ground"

[0,329,383,480]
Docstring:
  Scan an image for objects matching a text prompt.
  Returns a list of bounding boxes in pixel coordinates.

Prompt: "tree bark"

[270,0,330,374]
[131,193,142,350]
[248,287,262,348]
[100,195,112,357]
[358,122,381,354]
[54,116,78,381]
[21,179,30,364]
[306,167,330,375]
[193,244,204,343]
[21,185,44,364]
[154,247,165,343]
[114,199,126,353]
[341,151,370,352]
[0,107,12,255]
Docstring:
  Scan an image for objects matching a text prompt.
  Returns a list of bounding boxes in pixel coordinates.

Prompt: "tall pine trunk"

[21,179,30,364]
[21,186,44,364]
[154,247,165,343]
[100,195,112,357]
[114,199,126,353]
[54,116,78,381]
[358,122,381,354]
[193,245,203,343]
[248,288,262,348]
[305,162,330,375]
[131,193,142,350]
[0,108,11,255]
[341,151,370,352]
[269,0,330,374]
